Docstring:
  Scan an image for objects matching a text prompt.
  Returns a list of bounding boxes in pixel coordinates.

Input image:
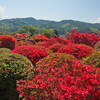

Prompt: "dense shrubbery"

[36,36,71,48]
[57,44,94,59]
[13,33,35,47]
[32,34,49,42]
[0,29,100,100]
[65,29,100,47]
[17,60,100,100]
[49,43,65,52]
[0,53,33,100]
[11,45,51,66]
[0,48,11,54]
[94,41,100,51]
[0,35,17,50]
[82,51,100,68]
[36,53,76,70]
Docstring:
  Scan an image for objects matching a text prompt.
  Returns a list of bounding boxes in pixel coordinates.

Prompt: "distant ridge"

[0,17,100,34]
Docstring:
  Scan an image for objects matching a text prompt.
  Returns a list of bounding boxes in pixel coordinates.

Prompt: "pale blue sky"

[0,0,100,23]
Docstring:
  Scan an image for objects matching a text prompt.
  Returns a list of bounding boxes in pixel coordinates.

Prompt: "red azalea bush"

[36,36,71,48]
[49,43,65,52]
[32,34,49,42]
[17,60,100,100]
[56,35,72,45]
[14,33,35,47]
[21,53,76,84]
[0,35,3,46]
[36,53,76,70]
[36,37,59,48]
[11,45,51,66]
[57,44,94,59]
[65,29,100,47]
[1,35,17,50]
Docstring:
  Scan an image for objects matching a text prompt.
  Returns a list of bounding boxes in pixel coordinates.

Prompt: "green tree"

[13,25,40,36]
[43,28,56,38]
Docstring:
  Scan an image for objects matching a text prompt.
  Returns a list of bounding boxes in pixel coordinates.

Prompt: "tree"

[43,28,56,38]
[13,25,40,36]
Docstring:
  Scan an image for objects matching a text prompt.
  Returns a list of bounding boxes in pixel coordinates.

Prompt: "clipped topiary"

[1,35,17,50]
[16,53,76,99]
[0,53,33,100]
[36,53,77,73]
[32,34,49,42]
[14,33,35,47]
[11,45,51,66]
[82,51,100,68]
[49,43,65,52]
[0,48,11,54]
[17,60,100,100]
[57,44,94,59]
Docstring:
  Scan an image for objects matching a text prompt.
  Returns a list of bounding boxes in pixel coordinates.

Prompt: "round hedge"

[17,60,100,100]
[0,53,33,100]
[11,45,51,66]
[0,48,11,54]
[57,44,94,59]
[49,43,65,52]
[36,53,77,74]
[1,35,17,50]
[24,53,76,82]
[82,51,100,68]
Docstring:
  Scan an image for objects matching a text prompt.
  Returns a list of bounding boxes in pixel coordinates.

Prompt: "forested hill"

[0,17,100,35]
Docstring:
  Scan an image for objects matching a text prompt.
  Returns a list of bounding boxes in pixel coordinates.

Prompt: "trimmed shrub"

[1,35,17,50]
[0,53,33,100]
[21,53,76,84]
[82,51,100,68]
[36,53,76,73]
[0,48,11,54]
[14,33,35,47]
[36,36,71,48]
[35,37,59,48]
[11,45,51,66]
[49,43,65,52]
[32,34,49,42]
[65,29,100,47]
[57,44,94,59]
[17,60,100,100]
[56,35,72,45]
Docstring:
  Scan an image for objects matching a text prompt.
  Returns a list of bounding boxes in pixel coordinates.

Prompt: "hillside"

[0,17,100,35]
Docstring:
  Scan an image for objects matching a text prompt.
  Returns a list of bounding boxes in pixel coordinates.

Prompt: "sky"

[0,0,100,23]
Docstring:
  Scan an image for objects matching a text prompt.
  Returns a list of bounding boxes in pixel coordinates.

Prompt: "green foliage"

[14,25,40,36]
[0,48,11,54]
[43,28,56,38]
[82,51,100,68]
[94,41,100,51]
[36,53,77,73]
[1,17,100,35]
[0,53,33,100]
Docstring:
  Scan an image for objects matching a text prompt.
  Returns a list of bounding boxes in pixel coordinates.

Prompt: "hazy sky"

[0,0,100,23]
